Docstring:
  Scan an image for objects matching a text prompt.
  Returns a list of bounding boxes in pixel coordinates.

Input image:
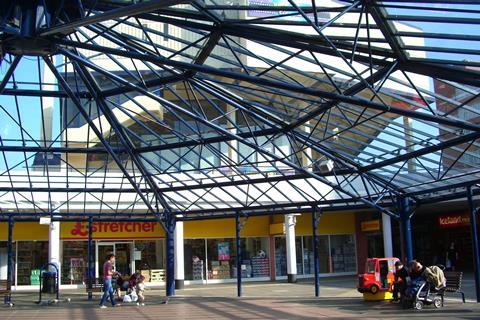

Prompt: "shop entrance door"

[96,242,133,278]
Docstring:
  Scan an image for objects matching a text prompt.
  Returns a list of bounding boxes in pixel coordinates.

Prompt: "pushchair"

[401,266,446,310]
[402,280,444,310]
[114,273,144,302]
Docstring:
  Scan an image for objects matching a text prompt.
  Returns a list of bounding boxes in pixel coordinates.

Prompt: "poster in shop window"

[218,242,230,261]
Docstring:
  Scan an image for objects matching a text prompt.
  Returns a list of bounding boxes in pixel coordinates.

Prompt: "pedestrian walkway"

[1,277,479,319]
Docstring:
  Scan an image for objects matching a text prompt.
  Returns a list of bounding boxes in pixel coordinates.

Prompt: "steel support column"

[312,207,321,297]
[166,216,175,297]
[236,214,242,297]
[467,186,480,303]
[399,197,413,262]
[4,217,13,305]
[87,217,93,301]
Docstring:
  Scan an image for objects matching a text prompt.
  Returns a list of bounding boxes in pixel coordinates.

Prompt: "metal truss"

[0,0,479,222]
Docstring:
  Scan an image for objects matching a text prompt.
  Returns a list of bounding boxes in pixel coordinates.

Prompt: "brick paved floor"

[1,276,479,319]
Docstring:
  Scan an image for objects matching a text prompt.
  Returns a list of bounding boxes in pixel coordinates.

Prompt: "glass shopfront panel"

[330,234,356,273]
[17,241,48,285]
[184,239,206,280]
[275,236,287,276]
[239,237,270,278]
[207,238,236,280]
[302,236,330,274]
[0,242,16,282]
[62,241,88,285]
[134,240,165,270]
[287,235,356,276]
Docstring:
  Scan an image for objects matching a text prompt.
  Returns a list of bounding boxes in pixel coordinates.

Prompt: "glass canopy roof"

[0,0,479,220]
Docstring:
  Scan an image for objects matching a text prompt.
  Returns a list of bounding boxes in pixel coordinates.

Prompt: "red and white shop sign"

[438,214,470,229]
[61,221,162,240]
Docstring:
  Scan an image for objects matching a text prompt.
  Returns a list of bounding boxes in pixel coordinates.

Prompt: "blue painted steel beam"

[4,217,13,305]
[399,197,413,262]
[166,216,175,297]
[467,186,480,303]
[59,48,400,218]
[236,214,242,297]
[312,206,320,297]
[87,216,94,301]
[58,41,480,133]
[43,57,158,215]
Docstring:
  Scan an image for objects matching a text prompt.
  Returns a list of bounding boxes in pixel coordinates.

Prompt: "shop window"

[207,238,236,280]
[0,242,16,283]
[239,237,270,278]
[274,236,287,276]
[16,241,48,285]
[62,241,88,285]
[296,237,303,275]
[303,236,330,274]
[330,235,356,273]
[184,239,206,281]
[134,240,165,271]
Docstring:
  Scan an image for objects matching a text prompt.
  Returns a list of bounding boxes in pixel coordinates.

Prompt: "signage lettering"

[438,214,470,228]
[361,219,380,232]
[70,221,157,237]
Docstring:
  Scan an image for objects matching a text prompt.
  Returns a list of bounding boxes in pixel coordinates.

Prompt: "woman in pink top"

[99,253,120,308]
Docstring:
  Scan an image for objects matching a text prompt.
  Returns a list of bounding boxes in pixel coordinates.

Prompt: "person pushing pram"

[402,260,446,309]
[114,272,146,303]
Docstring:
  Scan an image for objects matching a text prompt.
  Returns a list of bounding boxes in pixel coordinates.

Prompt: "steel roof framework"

[0,0,478,224]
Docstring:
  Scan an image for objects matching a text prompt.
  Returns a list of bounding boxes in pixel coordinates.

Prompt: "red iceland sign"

[438,214,470,229]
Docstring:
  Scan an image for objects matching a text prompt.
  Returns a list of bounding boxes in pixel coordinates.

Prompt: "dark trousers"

[393,282,406,300]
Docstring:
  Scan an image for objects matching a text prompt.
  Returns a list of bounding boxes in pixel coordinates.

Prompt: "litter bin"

[42,272,56,294]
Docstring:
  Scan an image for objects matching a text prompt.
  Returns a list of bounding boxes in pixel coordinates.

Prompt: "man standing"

[99,253,120,308]
[393,261,409,301]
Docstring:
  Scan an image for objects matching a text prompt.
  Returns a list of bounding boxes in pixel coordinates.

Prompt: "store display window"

[0,242,16,283]
[238,237,270,278]
[330,234,356,273]
[207,238,235,280]
[274,236,287,276]
[184,239,206,280]
[134,240,165,270]
[62,241,88,284]
[301,236,330,274]
[16,241,48,285]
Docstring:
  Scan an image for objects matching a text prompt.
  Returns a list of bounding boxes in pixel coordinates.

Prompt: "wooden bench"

[441,271,465,303]
[0,279,12,306]
[86,278,103,293]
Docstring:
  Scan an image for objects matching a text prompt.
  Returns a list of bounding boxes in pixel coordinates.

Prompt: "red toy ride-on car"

[358,257,399,300]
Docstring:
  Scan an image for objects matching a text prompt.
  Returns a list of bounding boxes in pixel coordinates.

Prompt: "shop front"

[0,211,359,288]
[412,211,476,270]
[61,221,165,286]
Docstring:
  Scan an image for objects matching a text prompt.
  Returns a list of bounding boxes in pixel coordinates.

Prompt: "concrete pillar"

[41,58,55,148]
[302,121,313,171]
[49,221,61,281]
[174,220,184,289]
[226,104,238,166]
[285,214,297,283]
[382,213,393,258]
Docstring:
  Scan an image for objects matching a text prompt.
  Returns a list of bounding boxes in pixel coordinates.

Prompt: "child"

[136,275,146,306]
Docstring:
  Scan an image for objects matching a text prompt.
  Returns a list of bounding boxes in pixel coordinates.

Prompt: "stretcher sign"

[438,214,470,229]
[61,221,162,240]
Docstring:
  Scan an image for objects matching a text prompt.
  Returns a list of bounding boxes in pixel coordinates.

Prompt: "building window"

[184,239,206,281]
[330,234,356,273]
[16,241,48,285]
[62,241,88,285]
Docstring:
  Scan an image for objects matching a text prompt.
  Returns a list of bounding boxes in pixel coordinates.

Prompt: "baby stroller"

[403,280,444,310]
[402,265,445,310]
[121,273,145,303]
